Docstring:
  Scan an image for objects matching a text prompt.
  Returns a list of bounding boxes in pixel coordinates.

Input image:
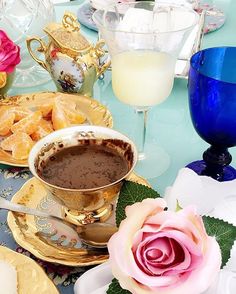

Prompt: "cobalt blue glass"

[187,47,236,181]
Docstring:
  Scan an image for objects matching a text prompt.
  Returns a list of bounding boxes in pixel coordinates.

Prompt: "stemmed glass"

[0,0,54,88]
[93,1,199,178]
[187,47,236,181]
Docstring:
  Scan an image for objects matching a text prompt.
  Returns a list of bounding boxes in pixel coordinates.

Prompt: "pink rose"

[108,198,221,294]
[0,30,20,73]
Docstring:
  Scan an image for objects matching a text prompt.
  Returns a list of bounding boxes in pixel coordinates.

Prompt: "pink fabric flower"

[108,198,221,294]
[0,30,20,73]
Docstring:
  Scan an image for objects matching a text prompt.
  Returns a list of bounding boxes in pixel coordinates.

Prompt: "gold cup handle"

[94,40,111,78]
[26,37,48,71]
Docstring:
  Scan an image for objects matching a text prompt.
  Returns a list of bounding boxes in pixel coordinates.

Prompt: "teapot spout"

[93,40,111,78]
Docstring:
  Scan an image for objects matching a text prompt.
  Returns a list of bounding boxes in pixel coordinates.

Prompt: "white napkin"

[164,168,236,216]
[74,262,112,294]
[74,262,236,294]
[165,167,236,272]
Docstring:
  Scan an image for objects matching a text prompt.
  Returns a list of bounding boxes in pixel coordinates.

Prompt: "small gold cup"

[0,71,15,99]
[28,126,137,226]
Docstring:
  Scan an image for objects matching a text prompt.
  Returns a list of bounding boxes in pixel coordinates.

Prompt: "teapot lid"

[44,12,91,53]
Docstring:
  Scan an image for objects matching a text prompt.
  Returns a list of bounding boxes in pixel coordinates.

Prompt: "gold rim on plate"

[7,173,150,267]
[0,246,59,294]
[0,92,113,167]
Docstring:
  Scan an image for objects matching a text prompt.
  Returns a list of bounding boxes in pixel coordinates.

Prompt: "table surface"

[1,0,236,293]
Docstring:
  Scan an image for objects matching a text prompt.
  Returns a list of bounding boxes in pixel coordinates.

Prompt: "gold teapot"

[27,12,110,97]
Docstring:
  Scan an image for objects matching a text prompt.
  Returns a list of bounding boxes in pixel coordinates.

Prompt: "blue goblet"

[187,47,236,181]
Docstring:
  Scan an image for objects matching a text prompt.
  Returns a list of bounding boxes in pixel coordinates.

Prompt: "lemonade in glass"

[93,1,199,177]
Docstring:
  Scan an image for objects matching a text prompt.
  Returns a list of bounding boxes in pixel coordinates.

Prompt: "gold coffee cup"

[28,126,137,225]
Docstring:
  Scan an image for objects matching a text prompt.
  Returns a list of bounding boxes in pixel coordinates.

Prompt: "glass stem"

[134,107,149,160]
[202,145,232,181]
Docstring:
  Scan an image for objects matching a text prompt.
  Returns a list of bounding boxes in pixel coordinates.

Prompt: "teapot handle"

[26,37,48,71]
[94,40,111,78]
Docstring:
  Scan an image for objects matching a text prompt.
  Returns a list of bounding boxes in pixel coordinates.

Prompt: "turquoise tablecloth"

[1,0,236,293]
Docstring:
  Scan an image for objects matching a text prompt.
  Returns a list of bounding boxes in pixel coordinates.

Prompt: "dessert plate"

[197,2,226,34]
[7,173,150,267]
[0,92,113,167]
[0,246,58,293]
[77,3,97,32]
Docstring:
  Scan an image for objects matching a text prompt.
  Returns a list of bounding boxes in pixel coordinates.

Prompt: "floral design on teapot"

[49,46,85,93]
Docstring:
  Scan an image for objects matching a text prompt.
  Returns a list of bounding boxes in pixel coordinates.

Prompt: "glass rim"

[92,1,200,35]
[190,46,236,84]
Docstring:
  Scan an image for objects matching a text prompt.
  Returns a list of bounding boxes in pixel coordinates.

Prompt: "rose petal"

[135,237,172,275]
[112,237,221,294]
[0,31,20,73]
[144,238,171,263]
[108,200,221,294]
[145,210,206,248]
[0,30,10,42]
[154,237,221,294]
[134,233,201,277]
[145,238,176,266]
[112,262,182,294]
[125,198,167,219]
[136,229,202,258]
[138,237,171,264]
[109,230,178,287]
[126,230,202,286]
[109,198,166,268]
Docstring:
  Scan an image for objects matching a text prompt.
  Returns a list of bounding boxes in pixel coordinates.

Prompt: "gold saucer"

[0,246,58,293]
[0,92,113,167]
[7,173,150,266]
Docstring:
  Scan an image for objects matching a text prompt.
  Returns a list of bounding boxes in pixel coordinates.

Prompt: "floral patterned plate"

[0,246,59,293]
[7,173,150,267]
[0,92,113,167]
[197,1,226,34]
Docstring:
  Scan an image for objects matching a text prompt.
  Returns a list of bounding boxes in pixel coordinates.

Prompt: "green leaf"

[203,216,236,268]
[175,200,183,212]
[116,180,161,227]
[107,278,131,294]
